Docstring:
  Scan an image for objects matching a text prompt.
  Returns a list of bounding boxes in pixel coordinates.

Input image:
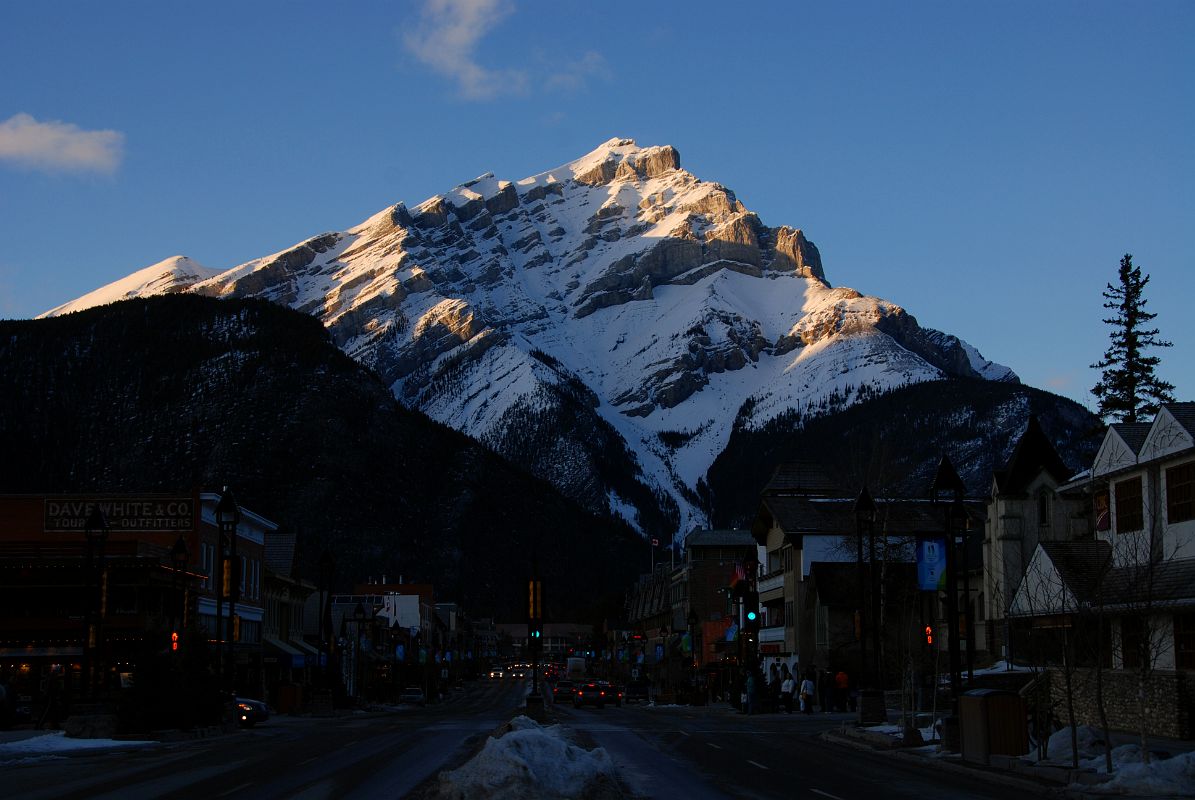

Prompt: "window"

[1038,491,1050,527]
[1176,613,1195,670]
[1115,477,1144,533]
[1121,615,1144,669]
[1167,462,1195,524]
[815,604,829,647]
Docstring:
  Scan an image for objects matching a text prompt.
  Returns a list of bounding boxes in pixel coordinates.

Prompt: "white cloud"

[0,113,124,175]
[403,0,528,100]
[545,51,612,93]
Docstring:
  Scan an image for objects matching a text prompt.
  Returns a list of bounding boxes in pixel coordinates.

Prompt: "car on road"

[399,687,426,706]
[572,682,608,709]
[551,679,575,703]
[625,681,651,704]
[487,666,504,679]
[597,681,624,707]
[235,697,270,727]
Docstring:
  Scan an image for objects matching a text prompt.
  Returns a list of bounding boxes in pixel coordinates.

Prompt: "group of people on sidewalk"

[741,663,859,715]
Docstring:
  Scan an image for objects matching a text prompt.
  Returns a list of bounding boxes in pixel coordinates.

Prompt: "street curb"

[820,729,1065,793]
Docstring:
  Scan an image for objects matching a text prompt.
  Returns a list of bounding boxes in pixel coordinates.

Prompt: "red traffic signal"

[924,625,933,646]
[171,631,180,651]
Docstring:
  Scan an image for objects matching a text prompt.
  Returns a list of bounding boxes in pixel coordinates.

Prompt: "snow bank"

[0,730,156,756]
[1040,726,1195,796]
[432,715,619,799]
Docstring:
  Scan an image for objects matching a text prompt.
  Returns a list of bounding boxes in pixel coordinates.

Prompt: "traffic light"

[924,625,934,646]
[743,591,760,631]
[171,631,179,652]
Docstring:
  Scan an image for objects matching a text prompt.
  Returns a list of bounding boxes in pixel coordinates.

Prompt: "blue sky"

[1,0,1191,408]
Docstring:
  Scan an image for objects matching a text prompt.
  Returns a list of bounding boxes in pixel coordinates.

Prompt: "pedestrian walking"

[800,672,816,715]
[780,673,795,714]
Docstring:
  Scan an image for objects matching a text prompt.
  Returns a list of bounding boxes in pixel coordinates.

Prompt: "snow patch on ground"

[432,715,618,800]
[0,730,157,758]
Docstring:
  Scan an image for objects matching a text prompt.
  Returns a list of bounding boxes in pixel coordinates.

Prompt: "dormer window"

[1038,491,1050,528]
[1114,476,1144,533]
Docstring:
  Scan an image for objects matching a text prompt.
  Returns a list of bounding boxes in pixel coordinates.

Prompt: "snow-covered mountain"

[45,138,1016,538]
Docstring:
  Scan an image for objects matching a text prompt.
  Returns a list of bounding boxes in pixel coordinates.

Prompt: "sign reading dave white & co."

[44,496,195,533]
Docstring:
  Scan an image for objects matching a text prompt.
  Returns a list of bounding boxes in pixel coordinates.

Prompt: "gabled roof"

[1101,558,1195,608]
[993,416,1074,495]
[755,495,985,542]
[762,462,839,497]
[1110,423,1152,455]
[1164,402,1195,438]
[685,529,757,548]
[1038,541,1112,605]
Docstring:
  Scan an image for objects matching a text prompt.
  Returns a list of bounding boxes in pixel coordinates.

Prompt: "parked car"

[399,687,426,706]
[235,696,270,727]
[552,680,575,703]
[597,681,624,707]
[573,682,607,709]
[625,681,651,704]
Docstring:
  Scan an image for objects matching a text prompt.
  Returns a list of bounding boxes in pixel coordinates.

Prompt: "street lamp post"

[854,488,886,723]
[931,455,966,751]
[170,533,189,646]
[318,550,334,687]
[854,487,875,690]
[350,602,369,702]
[83,507,109,701]
[215,489,240,693]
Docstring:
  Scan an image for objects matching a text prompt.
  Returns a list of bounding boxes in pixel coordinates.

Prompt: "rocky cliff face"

[47,138,1016,539]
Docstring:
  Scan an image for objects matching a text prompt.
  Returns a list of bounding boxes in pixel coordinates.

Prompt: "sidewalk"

[822,715,1195,798]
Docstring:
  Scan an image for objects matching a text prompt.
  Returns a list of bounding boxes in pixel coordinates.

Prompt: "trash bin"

[959,689,1029,765]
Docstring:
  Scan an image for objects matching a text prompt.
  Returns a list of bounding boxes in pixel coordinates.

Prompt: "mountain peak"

[39,255,219,318]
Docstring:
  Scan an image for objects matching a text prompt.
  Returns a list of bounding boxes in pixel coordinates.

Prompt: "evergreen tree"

[1091,254,1175,422]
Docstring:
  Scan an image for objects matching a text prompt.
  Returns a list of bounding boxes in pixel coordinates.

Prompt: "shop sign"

[44,496,195,533]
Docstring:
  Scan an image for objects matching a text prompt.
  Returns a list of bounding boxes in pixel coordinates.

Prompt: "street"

[552,698,1050,800]
[5,681,1056,800]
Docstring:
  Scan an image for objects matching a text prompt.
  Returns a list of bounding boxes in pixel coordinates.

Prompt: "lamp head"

[215,488,240,527]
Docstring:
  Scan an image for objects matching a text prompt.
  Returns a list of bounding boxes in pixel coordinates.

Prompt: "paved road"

[550,696,1055,800]
[7,681,1056,799]
[5,680,526,800]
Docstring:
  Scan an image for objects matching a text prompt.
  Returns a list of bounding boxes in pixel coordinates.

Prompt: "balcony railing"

[758,625,785,643]
[757,570,784,595]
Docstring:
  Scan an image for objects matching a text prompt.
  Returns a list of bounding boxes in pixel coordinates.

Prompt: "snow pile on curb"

[1039,727,1195,796]
[432,715,619,799]
[0,731,156,758]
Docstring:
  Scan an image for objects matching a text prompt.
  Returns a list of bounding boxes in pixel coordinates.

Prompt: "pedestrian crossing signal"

[171,631,179,651]
[924,625,933,646]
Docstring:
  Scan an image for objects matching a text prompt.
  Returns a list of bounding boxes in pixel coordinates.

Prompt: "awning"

[0,646,82,658]
[290,638,319,657]
[263,635,307,668]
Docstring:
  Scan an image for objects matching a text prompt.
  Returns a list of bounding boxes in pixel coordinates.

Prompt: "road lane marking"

[747,760,769,770]
[707,742,722,749]
[811,790,844,800]
[299,755,320,765]
[678,730,690,737]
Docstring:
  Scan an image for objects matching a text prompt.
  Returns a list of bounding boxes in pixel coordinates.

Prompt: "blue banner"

[917,538,947,591]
